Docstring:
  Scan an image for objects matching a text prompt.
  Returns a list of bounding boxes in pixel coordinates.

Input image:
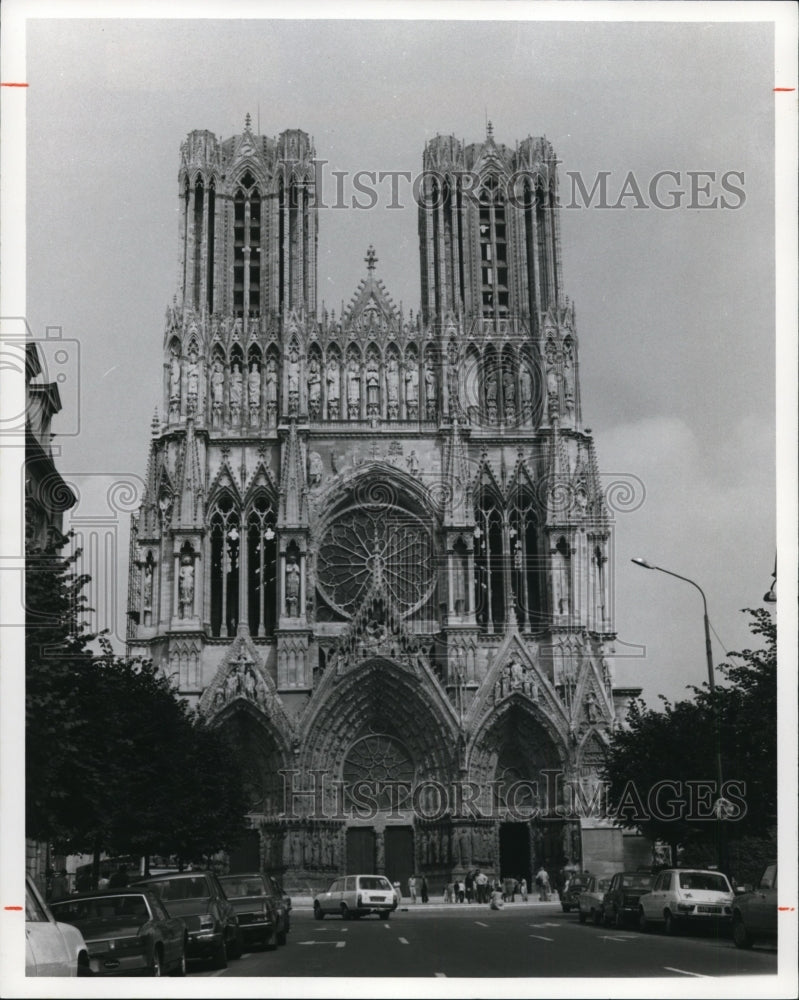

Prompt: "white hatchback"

[314,875,397,920]
[638,868,734,935]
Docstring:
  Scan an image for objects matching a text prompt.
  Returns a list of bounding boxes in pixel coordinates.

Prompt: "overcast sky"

[22,10,780,708]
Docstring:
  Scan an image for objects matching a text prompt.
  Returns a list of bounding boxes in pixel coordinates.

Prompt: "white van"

[313,875,397,920]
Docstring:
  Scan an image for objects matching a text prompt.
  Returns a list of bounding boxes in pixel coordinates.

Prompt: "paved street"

[195,900,778,980]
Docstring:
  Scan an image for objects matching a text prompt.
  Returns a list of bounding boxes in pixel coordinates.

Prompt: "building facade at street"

[127,118,639,891]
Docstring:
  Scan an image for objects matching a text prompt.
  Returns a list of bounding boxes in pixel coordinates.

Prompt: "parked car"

[25,875,91,977]
[133,870,241,969]
[218,872,290,949]
[732,860,777,948]
[577,875,610,925]
[314,874,396,920]
[50,889,187,977]
[638,868,734,935]
[560,872,592,913]
[602,871,656,928]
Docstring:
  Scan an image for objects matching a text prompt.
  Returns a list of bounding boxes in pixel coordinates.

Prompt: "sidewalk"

[290,894,563,911]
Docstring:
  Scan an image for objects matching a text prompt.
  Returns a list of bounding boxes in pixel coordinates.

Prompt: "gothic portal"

[127,117,639,891]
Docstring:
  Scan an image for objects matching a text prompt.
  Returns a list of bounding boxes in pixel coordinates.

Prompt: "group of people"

[399,865,554,909]
[405,874,429,903]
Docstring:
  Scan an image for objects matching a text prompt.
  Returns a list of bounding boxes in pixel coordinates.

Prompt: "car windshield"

[219,877,266,897]
[678,872,729,892]
[358,877,391,890]
[141,877,209,901]
[51,894,150,924]
[620,875,654,889]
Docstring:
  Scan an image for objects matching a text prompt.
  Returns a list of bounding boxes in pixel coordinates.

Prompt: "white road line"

[475,920,489,927]
[240,953,251,959]
[398,937,409,945]
[664,967,709,978]
[297,940,347,947]
[599,935,629,942]
[530,934,554,942]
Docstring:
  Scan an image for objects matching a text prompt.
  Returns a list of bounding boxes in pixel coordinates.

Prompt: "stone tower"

[128,118,638,890]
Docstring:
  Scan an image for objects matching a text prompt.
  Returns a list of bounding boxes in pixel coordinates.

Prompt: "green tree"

[602,609,776,875]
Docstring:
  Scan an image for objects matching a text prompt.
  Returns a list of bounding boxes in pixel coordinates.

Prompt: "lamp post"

[631,558,727,872]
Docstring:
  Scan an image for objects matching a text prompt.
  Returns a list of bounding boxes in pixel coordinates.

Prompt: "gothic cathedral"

[127,118,639,890]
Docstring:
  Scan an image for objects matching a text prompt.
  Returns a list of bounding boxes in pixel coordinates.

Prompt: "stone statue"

[211,358,225,418]
[178,554,194,617]
[287,346,301,414]
[229,362,243,423]
[248,362,261,422]
[485,368,498,421]
[326,357,340,418]
[347,355,361,419]
[308,451,323,488]
[425,360,438,420]
[404,354,419,418]
[365,352,380,416]
[307,356,322,418]
[509,658,524,690]
[169,354,181,403]
[503,368,516,421]
[406,450,420,476]
[265,357,278,423]
[585,689,601,724]
[285,555,301,616]
[386,355,400,418]
[519,362,533,420]
[186,348,200,411]
[447,344,459,414]
[142,560,153,609]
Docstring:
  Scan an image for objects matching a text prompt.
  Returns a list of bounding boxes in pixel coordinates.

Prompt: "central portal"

[346,827,376,873]
[384,826,414,893]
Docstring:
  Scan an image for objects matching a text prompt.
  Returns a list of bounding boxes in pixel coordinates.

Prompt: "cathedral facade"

[127,118,638,891]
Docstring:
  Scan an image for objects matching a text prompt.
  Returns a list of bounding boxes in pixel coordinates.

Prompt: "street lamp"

[631,558,727,870]
[763,557,777,604]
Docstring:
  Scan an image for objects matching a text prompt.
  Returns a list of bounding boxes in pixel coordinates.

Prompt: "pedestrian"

[393,881,401,904]
[475,869,488,903]
[465,870,475,903]
[535,865,550,902]
[520,877,528,902]
[489,885,505,910]
[420,875,429,904]
[408,874,417,903]
[445,882,454,904]
[109,864,130,889]
[455,880,465,903]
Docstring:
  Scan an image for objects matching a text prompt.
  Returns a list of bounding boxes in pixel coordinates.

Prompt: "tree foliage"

[26,536,249,869]
[602,609,776,871]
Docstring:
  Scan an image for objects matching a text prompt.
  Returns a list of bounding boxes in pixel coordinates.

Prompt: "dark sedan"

[218,873,291,949]
[50,889,187,977]
[133,870,241,969]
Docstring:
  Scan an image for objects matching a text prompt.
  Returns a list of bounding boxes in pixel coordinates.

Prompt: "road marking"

[210,968,227,976]
[530,923,561,928]
[530,934,554,942]
[599,935,629,942]
[664,967,709,978]
[298,940,347,947]
[398,937,409,945]
[475,921,489,927]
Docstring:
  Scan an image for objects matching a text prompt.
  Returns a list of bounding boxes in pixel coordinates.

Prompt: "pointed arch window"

[508,488,544,632]
[233,171,262,318]
[478,176,509,318]
[474,490,505,633]
[248,494,277,637]
[210,494,240,637]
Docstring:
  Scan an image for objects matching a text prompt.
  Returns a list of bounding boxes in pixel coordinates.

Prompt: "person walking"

[475,869,488,903]
[536,865,551,902]
[420,875,429,904]
[465,870,475,904]
[408,875,417,903]
[520,877,528,902]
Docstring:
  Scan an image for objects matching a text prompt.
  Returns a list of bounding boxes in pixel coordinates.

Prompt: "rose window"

[343,734,415,811]
[316,500,434,618]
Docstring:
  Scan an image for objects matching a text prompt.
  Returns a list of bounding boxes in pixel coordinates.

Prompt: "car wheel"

[277,924,288,946]
[211,938,228,970]
[340,903,350,920]
[614,908,624,929]
[379,911,390,921]
[150,948,163,977]
[592,908,602,927]
[314,903,325,920]
[602,908,612,927]
[171,940,188,977]
[228,928,243,960]
[578,909,587,924]
[638,908,649,933]
[732,915,753,949]
[664,910,678,936]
